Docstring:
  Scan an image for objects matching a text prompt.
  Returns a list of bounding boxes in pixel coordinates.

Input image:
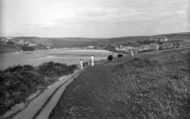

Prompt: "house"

[116,46,135,52]
[157,37,169,42]
[137,43,159,52]
[159,43,173,50]
[137,45,150,52]
[28,43,37,47]
[87,46,94,49]
[149,43,160,50]
[6,37,13,40]
[179,42,190,48]
[17,40,24,44]
[46,46,50,49]
[5,39,9,43]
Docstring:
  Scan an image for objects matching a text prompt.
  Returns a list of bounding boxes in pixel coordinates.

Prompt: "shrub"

[117,54,123,58]
[107,55,113,62]
[0,62,77,115]
[7,41,15,45]
[21,46,35,51]
[38,62,77,77]
[0,65,44,114]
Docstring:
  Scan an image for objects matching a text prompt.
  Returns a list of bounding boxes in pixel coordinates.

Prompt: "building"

[137,43,159,52]
[159,43,173,50]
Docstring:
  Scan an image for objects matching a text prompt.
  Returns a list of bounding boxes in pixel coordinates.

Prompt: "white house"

[28,43,37,47]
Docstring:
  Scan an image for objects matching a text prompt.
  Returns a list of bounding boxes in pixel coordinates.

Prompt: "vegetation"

[136,39,155,44]
[107,55,113,62]
[20,45,35,51]
[117,54,123,58]
[0,62,77,115]
[0,43,21,53]
[50,48,190,119]
[38,62,77,77]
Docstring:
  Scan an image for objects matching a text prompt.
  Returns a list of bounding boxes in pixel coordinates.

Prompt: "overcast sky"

[1,0,190,37]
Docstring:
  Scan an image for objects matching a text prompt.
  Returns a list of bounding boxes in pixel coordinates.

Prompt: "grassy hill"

[0,43,21,53]
[1,32,190,53]
[6,37,102,48]
[96,32,190,52]
[104,32,190,44]
[0,37,103,53]
[155,32,190,40]
[50,48,190,119]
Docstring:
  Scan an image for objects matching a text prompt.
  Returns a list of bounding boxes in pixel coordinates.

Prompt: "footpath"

[2,70,81,119]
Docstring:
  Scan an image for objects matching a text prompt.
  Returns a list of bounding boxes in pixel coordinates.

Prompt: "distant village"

[0,37,49,51]
[113,37,190,53]
[1,37,35,46]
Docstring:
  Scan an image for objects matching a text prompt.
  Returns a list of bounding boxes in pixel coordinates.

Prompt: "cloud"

[1,0,189,37]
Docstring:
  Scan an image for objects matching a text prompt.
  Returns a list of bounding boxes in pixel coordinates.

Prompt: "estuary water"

[0,48,112,70]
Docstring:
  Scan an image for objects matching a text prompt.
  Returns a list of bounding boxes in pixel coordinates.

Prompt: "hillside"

[0,32,190,53]
[3,37,102,48]
[104,32,190,43]
[50,48,190,119]
[0,43,21,53]
[155,32,190,40]
[0,37,103,53]
[99,32,190,52]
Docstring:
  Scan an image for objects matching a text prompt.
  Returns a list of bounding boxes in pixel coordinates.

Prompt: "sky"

[0,0,190,37]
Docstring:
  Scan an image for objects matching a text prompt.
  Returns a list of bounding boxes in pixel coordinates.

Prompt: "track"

[3,70,80,119]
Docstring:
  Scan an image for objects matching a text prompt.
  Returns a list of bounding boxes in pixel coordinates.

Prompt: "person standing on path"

[130,49,134,57]
[79,59,84,69]
[88,57,91,65]
[90,55,95,66]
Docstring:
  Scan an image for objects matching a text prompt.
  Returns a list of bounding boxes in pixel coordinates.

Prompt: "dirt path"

[3,70,81,119]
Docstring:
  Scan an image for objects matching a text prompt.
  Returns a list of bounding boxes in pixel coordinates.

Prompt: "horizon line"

[1,31,190,39]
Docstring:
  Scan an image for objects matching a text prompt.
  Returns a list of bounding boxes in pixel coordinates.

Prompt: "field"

[50,48,190,119]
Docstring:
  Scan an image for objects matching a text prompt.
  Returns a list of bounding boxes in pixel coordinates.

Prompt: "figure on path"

[130,49,134,57]
[88,58,91,65]
[90,55,95,66]
[80,59,84,69]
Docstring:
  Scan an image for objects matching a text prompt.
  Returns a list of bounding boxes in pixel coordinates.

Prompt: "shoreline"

[0,48,113,70]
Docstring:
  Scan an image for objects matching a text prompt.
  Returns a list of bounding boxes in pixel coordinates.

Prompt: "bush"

[0,62,77,115]
[7,41,15,45]
[117,54,123,58]
[107,55,113,62]
[0,65,44,114]
[21,46,35,51]
[38,62,77,77]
